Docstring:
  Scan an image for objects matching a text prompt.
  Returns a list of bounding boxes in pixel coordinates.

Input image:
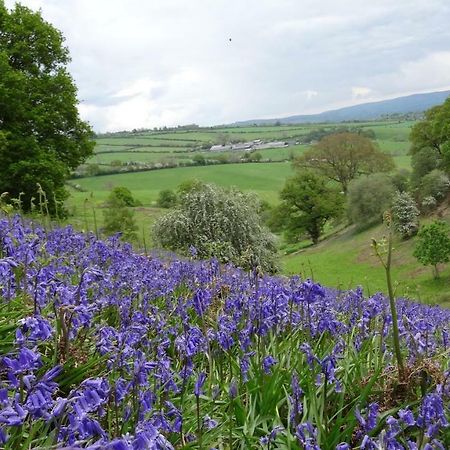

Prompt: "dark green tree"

[347,174,395,229]
[110,186,140,207]
[279,171,344,244]
[157,189,178,208]
[409,97,450,184]
[0,2,94,214]
[192,154,206,165]
[413,220,450,279]
[102,191,138,241]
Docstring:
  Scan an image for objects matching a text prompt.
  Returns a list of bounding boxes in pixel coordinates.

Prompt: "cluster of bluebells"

[0,215,448,449]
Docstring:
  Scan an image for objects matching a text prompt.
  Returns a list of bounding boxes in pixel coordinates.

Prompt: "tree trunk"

[433,264,440,279]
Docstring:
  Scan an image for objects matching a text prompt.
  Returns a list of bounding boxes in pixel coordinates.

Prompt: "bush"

[110,186,141,207]
[418,169,450,207]
[413,220,450,278]
[157,189,178,208]
[391,191,420,239]
[347,174,395,228]
[102,191,138,241]
[390,169,410,193]
[152,183,277,272]
[192,154,206,165]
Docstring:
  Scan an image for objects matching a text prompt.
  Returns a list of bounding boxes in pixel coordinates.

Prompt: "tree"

[347,174,395,228]
[410,98,450,157]
[152,183,277,272]
[102,190,138,241]
[293,133,395,194]
[193,154,206,165]
[418,169,450,206]
[409,97,450,183]
[0,2,94,214]
[110,186,140,207]
[413,220,450,278]
[157,189,178,208]
[278,171,344,244]
[391,191,420,239]
[176,179,205,197]
[251,152,262,162]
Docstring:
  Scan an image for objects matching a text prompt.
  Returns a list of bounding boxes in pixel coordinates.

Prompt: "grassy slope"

[282,217,450,307]
[66,119,450,306]
[70,162,293,205]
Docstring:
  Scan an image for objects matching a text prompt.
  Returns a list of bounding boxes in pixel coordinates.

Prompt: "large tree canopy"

[409,97,450,181]
[293,132,394,194]
[278,171,344,244]
[0,1,94,214]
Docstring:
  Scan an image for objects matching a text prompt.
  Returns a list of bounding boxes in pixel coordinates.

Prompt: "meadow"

[86,121,413,172]
[0,215,448,449]
[66,119,447,304]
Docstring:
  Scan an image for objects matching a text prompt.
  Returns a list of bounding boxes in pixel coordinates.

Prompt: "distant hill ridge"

[234,90,450,126]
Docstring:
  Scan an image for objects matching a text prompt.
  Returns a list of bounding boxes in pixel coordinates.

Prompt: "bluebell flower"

[262,355,277,374]
[229,379,238,399]
[194,372,206,397]
[203,415,218,430]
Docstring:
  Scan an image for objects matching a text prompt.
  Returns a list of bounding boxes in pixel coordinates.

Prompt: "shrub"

[152,183,277,272]
[418,169,450,207]
[390,169,410,193]
[391,191,420,239]
[102,191,138,241]
[279,171,344,244]
[413,220,450,278]
[110,186,141,207]
[347,174,395,228]
[157,189,178,208]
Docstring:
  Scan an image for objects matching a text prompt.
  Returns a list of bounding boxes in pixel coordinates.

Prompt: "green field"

[66,119,449,305]
[70,162,293,205]
[282,219,450,306]
[86,120,413,173]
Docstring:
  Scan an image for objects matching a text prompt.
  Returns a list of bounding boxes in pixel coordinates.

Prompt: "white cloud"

[351,87,372,99]
[4,0,450,130]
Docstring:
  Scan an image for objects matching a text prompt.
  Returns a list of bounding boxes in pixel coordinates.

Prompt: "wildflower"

[194,372,206,397]
[203,415,218,430]
[229,379,238,399]
[262,355,277,374]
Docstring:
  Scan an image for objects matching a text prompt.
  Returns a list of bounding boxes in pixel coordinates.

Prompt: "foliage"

[413,220,450,278]
[390,169,410,193]
[102,190,138,240]
[0,216,449,449]
[301,126,376,144]
[0,2,94,214]
[410,97,450,159]
[156,189,178,208]
[192,154,206,165]
[391,191,420,239]
[409,97,450,188]
[347,174,395,228]
[294,132,395,193]
[110,186,141,207]
[279,171,344,244]
[418,169,450,207]
[176,178,206,197]
[251,151,262,162]
[411,148,439,185]
[153,183,278,272]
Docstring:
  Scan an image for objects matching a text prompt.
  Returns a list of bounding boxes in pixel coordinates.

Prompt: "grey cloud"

[5,0,450,131]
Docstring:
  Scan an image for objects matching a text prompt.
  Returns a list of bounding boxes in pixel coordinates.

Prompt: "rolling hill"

[234,90,450,125]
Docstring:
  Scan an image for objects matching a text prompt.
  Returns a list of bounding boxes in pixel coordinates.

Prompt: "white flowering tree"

[152,183,278,272]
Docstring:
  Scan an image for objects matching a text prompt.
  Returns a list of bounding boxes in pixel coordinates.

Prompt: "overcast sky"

[5,0,450,132]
